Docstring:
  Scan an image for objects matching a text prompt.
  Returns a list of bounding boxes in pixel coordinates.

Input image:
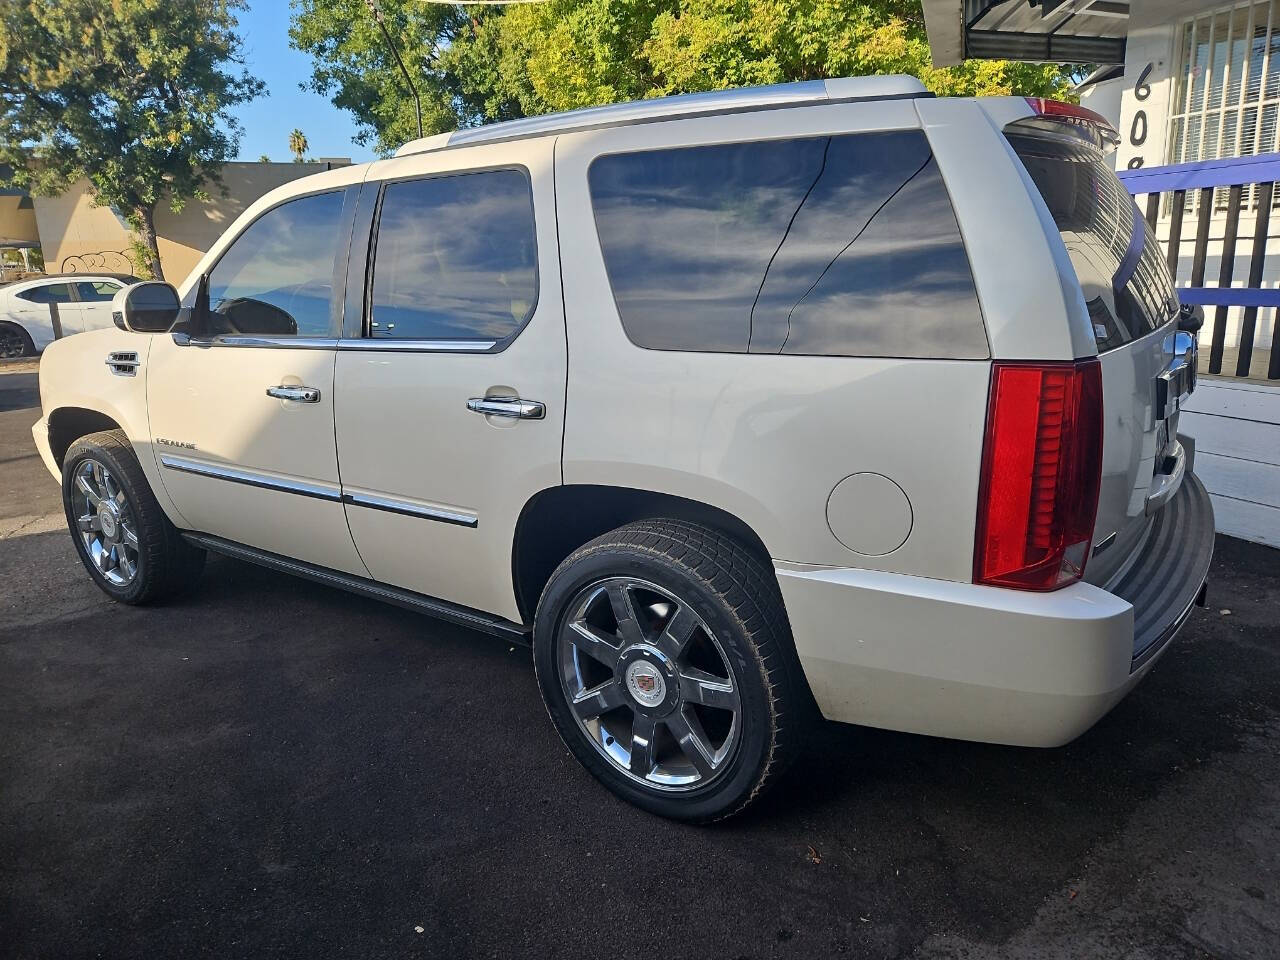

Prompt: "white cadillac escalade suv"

[32,77,1214,821]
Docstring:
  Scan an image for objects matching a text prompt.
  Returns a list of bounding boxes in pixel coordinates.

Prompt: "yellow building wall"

[0,194,40,247]
[32,162,346,283]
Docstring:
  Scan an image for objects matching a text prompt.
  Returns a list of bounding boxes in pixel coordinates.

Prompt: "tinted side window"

[75,281,121,302]
[369,170,537,342]
[18,283,73,304]
[206,190,346,337]
[588,131,987,358]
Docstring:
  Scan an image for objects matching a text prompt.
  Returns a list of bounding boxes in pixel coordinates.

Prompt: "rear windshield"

[1007,128,1177,352]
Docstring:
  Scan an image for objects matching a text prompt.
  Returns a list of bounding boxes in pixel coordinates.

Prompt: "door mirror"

[112,282,181,333]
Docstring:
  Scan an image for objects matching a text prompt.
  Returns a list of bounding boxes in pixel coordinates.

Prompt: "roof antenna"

[364,0,424,140]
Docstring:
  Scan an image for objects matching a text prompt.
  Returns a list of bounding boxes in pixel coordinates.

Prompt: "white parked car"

[0,273,139,357]
[32,77,1214,821]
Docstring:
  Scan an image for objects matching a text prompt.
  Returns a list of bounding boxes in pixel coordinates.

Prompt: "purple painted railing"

[1118,153,1280,380]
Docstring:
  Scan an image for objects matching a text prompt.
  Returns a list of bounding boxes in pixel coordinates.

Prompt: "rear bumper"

[776,474,1214,748]
[1110,471,1215,667]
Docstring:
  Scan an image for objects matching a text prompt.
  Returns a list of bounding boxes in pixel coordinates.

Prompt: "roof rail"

[394,75,930,157]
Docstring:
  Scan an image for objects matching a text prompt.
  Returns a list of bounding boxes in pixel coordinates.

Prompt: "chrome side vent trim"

[106,351,140,377]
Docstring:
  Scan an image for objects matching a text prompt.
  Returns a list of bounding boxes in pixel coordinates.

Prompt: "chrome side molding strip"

[172,332,497,353]
[159,456,479,528]
[159,455,343,502]
[338,338,497,353]
[342,490,478,528]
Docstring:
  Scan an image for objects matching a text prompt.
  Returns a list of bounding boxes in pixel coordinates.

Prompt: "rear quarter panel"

[556,102,990,579]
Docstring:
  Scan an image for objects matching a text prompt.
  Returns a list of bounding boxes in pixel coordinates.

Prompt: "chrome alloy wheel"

[72,458,140,586]
[0,326,28,359]
[558,577,742,791]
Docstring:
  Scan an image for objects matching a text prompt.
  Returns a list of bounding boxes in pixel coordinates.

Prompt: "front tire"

[62,430,205,604]
[0,321,35,359]
[533,519,806,822]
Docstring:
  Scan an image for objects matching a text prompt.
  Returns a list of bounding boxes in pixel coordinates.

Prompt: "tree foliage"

[0,0,263,279]
[291,0,1080,155]
[290,0,476,156]
[289,128,309,162]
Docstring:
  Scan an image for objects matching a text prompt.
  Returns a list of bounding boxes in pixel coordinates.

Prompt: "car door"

[147,185,367,576]
[72,279,126,331]
[13,281,76,342]
[333,140,565,621]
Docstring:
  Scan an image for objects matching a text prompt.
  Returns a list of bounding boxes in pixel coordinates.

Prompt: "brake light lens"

[1023,97,1121,145]
[974,360,1104,591]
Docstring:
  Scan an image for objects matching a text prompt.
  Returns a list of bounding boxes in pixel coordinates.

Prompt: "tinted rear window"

[588,131,988,358]
[1007,130,1177,352]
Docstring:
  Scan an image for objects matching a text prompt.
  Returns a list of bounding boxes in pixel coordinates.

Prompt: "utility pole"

[364,0,424,140]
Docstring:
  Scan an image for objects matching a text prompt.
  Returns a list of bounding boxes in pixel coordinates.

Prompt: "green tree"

[258,153,272,163]
[0,0,264,281]
[289,128,309,162]
[290,0,477,156]
[291,0,1080,154]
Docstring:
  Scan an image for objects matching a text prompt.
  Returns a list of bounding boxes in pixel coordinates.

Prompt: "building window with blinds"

[1170,2,1280,210]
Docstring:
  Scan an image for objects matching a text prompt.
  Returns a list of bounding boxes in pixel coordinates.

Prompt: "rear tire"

[62,430,205,604]
[533,519,807,822]
[0,321,35,359]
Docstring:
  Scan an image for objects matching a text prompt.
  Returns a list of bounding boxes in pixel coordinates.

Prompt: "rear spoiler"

[1020,98,1121,149]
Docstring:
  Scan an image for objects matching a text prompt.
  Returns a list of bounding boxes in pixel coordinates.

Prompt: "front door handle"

[467,396,545,420]
[266,384,322,403]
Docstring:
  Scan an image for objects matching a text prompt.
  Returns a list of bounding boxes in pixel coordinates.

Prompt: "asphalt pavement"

[2,361,1279,959]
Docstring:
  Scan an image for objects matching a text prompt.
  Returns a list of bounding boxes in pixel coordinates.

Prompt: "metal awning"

[922,0,1129,66]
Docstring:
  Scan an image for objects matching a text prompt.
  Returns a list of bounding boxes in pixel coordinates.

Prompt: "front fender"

[39,329,187,526]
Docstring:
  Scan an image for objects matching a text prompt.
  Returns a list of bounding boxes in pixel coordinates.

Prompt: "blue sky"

[228,2,377,163]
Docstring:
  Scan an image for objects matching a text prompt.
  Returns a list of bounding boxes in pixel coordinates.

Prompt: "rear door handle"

[467,396,545,420]
[266,384,322,403]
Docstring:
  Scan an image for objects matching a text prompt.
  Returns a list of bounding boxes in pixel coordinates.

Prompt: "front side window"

[368,169,537,342]
[75,281,122,302]
[205,190,347,337]
[587,130,987,358]
[18,283,73,304]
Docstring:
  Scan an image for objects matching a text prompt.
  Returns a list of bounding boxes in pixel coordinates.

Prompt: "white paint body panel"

[555,102,990,581]
[32,327,183,523]
[33,86,1217,752]
[146,335,367,576]
[775,561,1155,747]
[333,139,566,621]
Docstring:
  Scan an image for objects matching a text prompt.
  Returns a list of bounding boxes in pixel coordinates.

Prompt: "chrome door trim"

[337,338,498,353]
[159,454,343,502]
[171,333,341,350]
[341,489,478,528]
[266,384,322,403]
[466,396,546,419]
[158,455,479,526]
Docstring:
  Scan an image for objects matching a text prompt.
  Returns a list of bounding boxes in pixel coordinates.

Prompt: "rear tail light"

[974,359,1103,591]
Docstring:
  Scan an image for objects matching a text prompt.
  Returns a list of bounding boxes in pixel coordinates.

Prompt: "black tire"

[62,429,205,604]
[0,321,36,359]
[533,519,807,822]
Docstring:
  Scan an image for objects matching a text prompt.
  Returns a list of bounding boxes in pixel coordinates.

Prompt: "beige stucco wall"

[0,194,39,247]
[33,162,344,283]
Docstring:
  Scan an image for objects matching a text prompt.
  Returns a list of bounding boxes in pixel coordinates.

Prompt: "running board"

[182,532,532,644]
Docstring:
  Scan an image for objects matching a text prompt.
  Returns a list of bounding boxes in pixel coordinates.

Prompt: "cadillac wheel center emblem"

[625,661,666,707]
